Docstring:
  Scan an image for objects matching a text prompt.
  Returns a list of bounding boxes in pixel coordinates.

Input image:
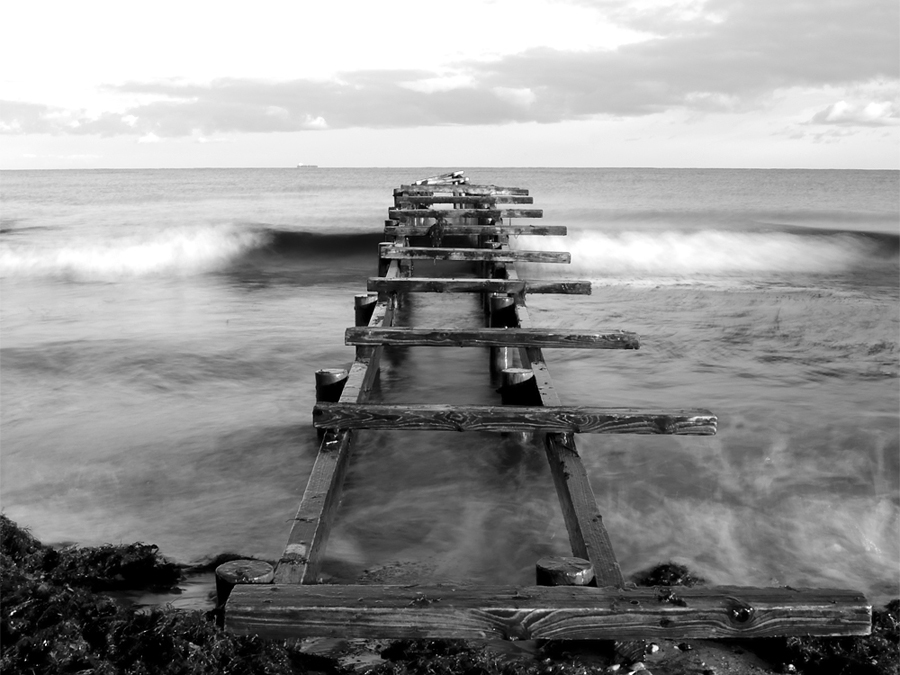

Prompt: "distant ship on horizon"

[296,163,319,168]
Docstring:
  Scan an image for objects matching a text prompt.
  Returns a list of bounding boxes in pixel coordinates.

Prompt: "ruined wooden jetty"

[218,172,870,640]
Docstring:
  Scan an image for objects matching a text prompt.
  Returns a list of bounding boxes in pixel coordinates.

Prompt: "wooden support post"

[214,559,274,626]
[354,293,378,326]
[489,295,517,372]
[355,293,379,358]
[536,556,595,587]
[315,369,348,402]
[315,369,349,438]
[499,367,541,443]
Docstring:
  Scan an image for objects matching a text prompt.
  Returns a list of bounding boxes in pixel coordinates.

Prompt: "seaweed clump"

[374,639,611,674]
[772,599,899,675]
[631,562,706,588]
[0,515,339,674]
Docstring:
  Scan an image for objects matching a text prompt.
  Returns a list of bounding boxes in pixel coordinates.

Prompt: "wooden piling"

[355,293,379,358]
[214,559,274,626]
[536,556,595,587]
[315,368,349,438]
[499,367,541,443]
[489,295,517,372]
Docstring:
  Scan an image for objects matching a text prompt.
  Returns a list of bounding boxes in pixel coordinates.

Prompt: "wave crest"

[0,225,269,281]
[516,229,896,276]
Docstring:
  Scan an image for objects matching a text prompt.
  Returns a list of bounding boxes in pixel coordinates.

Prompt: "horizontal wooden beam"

[367,277,591,295]
[395,195,534,206]
[380,246,570,264]
[388,208,543,220]
[312,403,717,435]
[383,223,567,237]
[226,583,871,640]
[345,327,640,349]
[396,185,529,196]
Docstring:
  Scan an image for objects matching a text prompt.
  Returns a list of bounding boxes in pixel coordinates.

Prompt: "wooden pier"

[218,172,870,640]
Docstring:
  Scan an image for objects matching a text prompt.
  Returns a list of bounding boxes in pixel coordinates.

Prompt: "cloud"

[2,0,896,137]
[808,100,898,126]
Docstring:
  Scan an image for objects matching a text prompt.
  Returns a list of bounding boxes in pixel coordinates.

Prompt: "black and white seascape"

[1,167,897,605]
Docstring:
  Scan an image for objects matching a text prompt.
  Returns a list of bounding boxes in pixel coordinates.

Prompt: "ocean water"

[1,167,898,606]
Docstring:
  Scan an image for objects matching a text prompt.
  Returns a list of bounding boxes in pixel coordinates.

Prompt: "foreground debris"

[1,518,896,674]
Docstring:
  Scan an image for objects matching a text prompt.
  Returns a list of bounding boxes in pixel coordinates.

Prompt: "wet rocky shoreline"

[2,515,896,674]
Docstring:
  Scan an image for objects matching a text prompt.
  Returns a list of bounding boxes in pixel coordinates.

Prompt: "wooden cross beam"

[345,327,640,349]
[367,277,591,295]
[226,583,872,640]
[312,403,717,435]
[379,246,569,264]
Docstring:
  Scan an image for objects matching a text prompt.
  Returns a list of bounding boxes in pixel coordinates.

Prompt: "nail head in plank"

[226,583,871,640]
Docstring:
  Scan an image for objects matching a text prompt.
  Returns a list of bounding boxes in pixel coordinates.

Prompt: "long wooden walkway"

[219,172,870,640]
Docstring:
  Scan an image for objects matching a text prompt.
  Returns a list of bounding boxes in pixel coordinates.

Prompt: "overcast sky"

[2,0,897,169]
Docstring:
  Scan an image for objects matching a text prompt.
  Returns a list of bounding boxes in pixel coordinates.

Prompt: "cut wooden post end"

[536,556,595,587]
[315,368,350,439]
[215,559,274,626]
[315,369,349,402]
[355,293,379,326]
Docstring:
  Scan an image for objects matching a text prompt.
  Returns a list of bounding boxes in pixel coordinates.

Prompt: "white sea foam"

[515,229,873,276]
[0,225,268,281]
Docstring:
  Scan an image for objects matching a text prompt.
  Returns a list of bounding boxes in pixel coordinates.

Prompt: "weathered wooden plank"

[367,277,591,295]
[274,296,396,585]
[345,327,640,350]
[312,403,717,435]
[411,171,468,186]
[384,223,566,237]
[395,195,534,206]
[380,246,570,264]
[226,583,871,640]
[396,185,529,196]
[388,208,543,220]
[501,266,625,587]
[544,432,625,587]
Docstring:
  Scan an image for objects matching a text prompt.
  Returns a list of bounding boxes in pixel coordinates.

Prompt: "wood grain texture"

[226,583,871,640]
[312,403,717,435]
[383,224,567,237]
[379,246,570,264]
[388,208,543,220]
[345,327,640,349]
[367,278,591,295]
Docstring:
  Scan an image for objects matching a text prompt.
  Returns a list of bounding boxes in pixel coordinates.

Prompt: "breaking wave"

[516,228,898,276]
[0,226,382,281]
[2,222,896,282]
